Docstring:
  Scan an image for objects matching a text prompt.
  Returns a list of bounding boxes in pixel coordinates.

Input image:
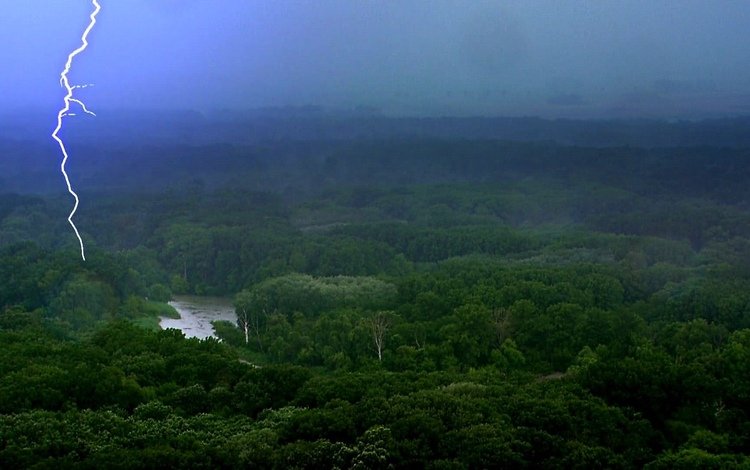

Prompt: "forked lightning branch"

[51,0,101,261]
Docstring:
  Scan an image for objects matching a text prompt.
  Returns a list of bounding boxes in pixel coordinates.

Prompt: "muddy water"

[160,295,237,340]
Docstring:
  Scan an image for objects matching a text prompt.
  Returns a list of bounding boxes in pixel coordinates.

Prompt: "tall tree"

[366,311,391,362]
[235,289,270,350]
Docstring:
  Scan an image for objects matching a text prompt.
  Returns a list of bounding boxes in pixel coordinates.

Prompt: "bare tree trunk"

[238,309,250,344]
[369,312,390,362]
[413,326,426,350]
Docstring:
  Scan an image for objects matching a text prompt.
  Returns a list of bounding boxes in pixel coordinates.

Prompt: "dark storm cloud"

[3,0,750,118]
[460,5,528,76]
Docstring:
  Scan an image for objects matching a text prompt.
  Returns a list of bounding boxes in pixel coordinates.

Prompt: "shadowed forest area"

[1,115,750,467]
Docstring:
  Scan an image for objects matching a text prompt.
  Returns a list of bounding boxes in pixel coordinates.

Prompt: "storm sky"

[3,0,750,118]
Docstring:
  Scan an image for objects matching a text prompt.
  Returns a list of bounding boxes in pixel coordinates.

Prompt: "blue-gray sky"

[3,0,750,118]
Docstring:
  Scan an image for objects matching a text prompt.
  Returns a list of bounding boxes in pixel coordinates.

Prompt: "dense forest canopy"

[1,115,750,467]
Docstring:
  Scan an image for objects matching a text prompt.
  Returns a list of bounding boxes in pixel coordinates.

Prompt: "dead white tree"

[236,305,252,346]
[367,311,391,362]
[235,289,267,351]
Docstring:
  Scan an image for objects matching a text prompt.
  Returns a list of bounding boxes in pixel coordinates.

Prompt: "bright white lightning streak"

[51,0,101,261]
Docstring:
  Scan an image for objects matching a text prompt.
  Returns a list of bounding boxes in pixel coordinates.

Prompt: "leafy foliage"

[2,122,750,467]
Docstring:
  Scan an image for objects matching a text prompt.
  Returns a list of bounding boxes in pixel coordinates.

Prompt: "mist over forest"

[3,1,750,468]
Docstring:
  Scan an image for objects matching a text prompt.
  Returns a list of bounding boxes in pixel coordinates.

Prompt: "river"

[160,295,237,340]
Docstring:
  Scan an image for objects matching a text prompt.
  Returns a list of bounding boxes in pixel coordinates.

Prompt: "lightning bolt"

[51,0,101,261]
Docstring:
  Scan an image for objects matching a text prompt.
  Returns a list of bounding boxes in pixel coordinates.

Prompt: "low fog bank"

[2,113,750,204]
[5,109,750,148]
